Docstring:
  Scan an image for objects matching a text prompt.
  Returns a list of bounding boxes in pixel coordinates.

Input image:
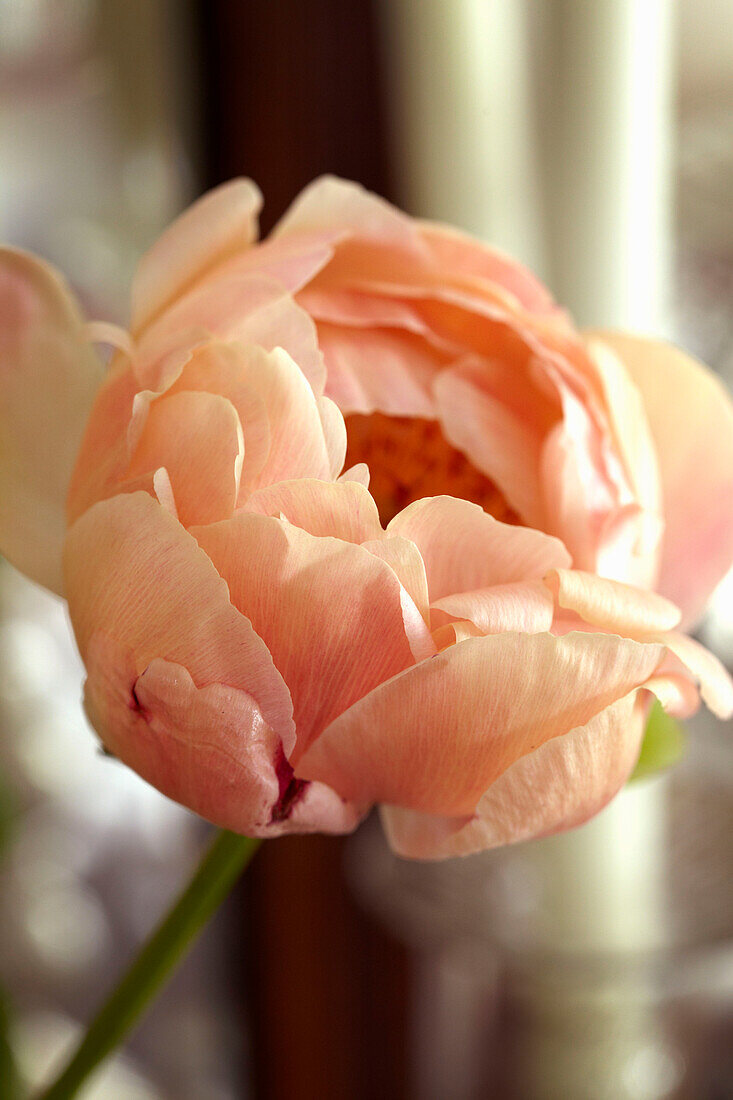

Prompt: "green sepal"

[630,699,687,782]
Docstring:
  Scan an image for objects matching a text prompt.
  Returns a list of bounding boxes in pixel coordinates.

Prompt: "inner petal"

[344,412,519,525]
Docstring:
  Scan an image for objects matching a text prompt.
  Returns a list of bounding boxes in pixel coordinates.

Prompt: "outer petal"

[298,631,664,816]
[64,492,295,744]
[235,346,333,493]
[274,175,429,261]
[432,580,555,635]
[139,275,326,395]
[418,221,558,316]
[590,332,733,625]
[126,390,244,526]
[242,478,383,543]
[545,568,681,636]
[0,248,102,592]
[361,536,430,626]
[382,692,644,858]
[131,179,262,334]
[193,514,425,761]
[652,631,733,719]
[64,494,367,835]
[387,496,570,602]
[66,356,139,524]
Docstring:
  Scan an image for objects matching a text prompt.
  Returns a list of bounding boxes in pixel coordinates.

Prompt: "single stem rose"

[38,830,262,1100]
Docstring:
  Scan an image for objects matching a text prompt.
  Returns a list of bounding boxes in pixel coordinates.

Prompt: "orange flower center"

[344,413,518,526]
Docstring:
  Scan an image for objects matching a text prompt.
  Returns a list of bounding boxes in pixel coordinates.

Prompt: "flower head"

[1,177,732,857]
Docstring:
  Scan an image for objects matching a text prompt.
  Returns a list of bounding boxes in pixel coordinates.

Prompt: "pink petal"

[84,634,361,837]
[165,341,272,488]
[131,179,262,334]
[589,332,733,626]
[545,568,681,636]
[298,631,663,816]
[654,631,733,719]
[0,248,102,592]
[242,478,383,543]
[419,221,558,316]
[387,495,570,602]
[318,321,445,417]
[432,580,555,634]
[338,462,370,487]
[382,691,644,858]
[127,390,243,526]
[585,336,662,520]
[317,394,347,477]
[67,357,140,523]
[361,536,430,626]
[140,275,326,395]
[63,492,295,749]
[274,175,428,260]
[234,346,333,493]
[193,513,423,760]
[434,359,548,523]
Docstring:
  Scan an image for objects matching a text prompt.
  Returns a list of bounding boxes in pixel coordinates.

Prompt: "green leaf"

[630,700,687,782]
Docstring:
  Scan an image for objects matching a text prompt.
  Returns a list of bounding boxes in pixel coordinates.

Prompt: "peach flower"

[1,177,732,858]
[161,175,731,626]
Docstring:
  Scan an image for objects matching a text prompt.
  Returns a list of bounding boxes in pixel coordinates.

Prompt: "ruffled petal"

[361,536,430,625]
[126,390,243,526]
[234,346,332,493]
[0,248,102,592]
[84,632,361,837]
[589,332,733,625]
[242,478,383,543]
[419,221,558,316]
[387,495,570,602]
[298,631,663,816]
[434,358,547,523]
[132,179,262,334]
[140,275,326,395]
[432,580,555,635]
[193,513,424,760]
[545,568,681,636]
[318,321,445,417]
[653,631,733,719]
[382,692,644,858]
[64,492,295,747]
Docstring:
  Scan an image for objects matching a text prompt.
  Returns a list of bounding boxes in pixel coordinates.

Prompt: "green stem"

[38,830,262,1100]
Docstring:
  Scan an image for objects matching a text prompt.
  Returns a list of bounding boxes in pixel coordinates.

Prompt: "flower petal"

[234,346,333,493]
[242,478,383,543]
[432,580,555,635]
[419,221,558,316]
[361,536,430,626]
[193,514,423,760]
[545,568,681,636]
[434,359,547,523]
[84,633,361,837]
[317,394,348,477]
[298,631,663,816]
[387,496,570,602]
[589,332,733,625]
[318,321,445,417]
[0,248,102,592]
[140,274,326,395]
[131,179,262,334]
[382,692,644,858]
[126,390,244,526]
[653,631,733,719]
[64,492,295,747]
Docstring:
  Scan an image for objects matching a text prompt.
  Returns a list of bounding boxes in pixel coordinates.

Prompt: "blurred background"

[1,2,733,1097]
